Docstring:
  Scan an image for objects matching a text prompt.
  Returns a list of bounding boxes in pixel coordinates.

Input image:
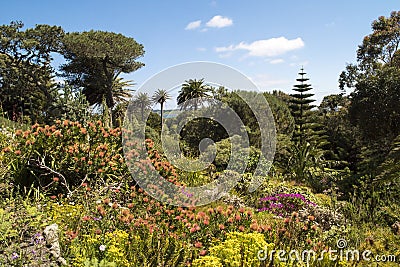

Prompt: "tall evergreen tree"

[289,68,319,145]
[288,68,328,188]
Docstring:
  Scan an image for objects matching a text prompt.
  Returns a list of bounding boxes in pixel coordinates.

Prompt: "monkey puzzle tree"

[0,21,64,122]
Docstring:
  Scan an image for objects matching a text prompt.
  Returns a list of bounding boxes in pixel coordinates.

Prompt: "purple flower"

[11,252,19,260]
[33,233,44,244]
[258,192,317,216]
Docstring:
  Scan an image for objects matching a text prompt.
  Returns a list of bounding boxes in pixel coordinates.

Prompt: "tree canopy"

[0,21,64,122]
[177,78,211,110]
[340,11,400,144]
[60,30,145,110]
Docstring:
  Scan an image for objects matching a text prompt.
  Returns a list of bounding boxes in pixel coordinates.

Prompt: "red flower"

[250,223,259,231]
[82,216,91,221]
[194,241,202,248]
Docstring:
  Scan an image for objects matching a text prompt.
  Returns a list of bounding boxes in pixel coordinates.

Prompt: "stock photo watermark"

[257,239,397,264]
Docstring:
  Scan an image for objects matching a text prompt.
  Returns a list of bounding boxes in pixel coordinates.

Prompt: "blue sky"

[1,0,399,104]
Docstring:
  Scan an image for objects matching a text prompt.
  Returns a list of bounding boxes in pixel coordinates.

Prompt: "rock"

[391,221,400,235]
[221,193,245,208]
[298,205,344,231]
[43,224,67,266]
[1,224,67,266]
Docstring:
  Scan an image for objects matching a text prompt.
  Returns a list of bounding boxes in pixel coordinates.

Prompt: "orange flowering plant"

[3,120,128,194]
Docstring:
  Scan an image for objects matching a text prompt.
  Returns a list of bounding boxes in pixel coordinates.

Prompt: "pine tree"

[289,68,319,145]
[288,68,329,189]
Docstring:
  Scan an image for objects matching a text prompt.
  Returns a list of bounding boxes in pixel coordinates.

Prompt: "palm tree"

[111,78,135,105]
[82,75,134,109]
[152,89,171,128]
[177,78,211,110]
[134,92,151,121]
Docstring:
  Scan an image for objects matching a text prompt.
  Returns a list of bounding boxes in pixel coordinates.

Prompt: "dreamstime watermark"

[257,239,397,265]
[122,62,276,206]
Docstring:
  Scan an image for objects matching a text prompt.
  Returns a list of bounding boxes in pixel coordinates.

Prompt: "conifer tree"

[288,68,328,188]
[289,68,319,145]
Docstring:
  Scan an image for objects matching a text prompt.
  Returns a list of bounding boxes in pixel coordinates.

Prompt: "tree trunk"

[160,102,164,129]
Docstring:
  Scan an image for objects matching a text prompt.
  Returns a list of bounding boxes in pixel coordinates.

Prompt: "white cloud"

[206,15,233,28]
[185,20,201,30]
[250,74,289,91]
[197,47,207,52]
[218,52,232,58]
[269,59,284,64]
[216,37,304,57]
